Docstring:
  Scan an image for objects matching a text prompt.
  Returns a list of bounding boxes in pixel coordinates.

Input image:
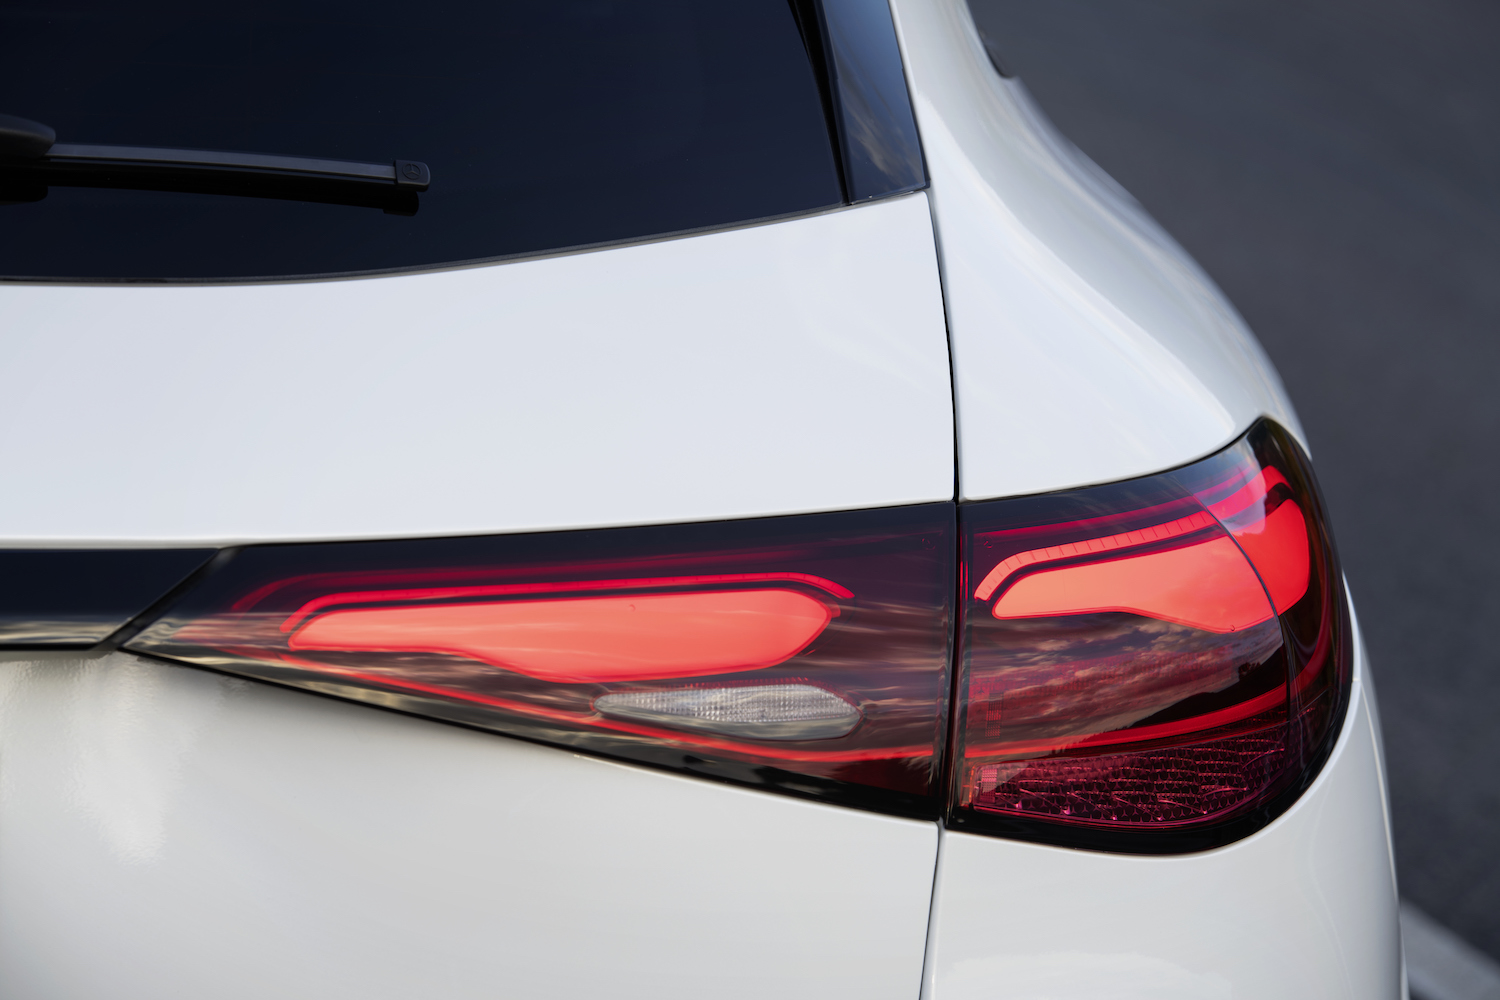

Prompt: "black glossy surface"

[817,0,927,201]
[970,0,1500,957]
[0,0,842,280]
[0,112,53,157]
[0,548,214,645]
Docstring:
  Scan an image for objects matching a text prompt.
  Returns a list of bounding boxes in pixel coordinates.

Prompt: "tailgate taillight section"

[126,505,955,815]
[950,420,1349,852]
[120,420,1347,851]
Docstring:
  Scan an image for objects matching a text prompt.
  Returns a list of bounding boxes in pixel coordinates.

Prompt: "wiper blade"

[38,143,431,190]
[0,113,430,213]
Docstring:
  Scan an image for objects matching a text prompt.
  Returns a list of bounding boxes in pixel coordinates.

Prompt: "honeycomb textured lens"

[967,728,1288,826]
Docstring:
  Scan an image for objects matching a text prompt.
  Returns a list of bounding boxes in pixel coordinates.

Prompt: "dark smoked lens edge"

[0,547,219,648]
[102,547,239,650]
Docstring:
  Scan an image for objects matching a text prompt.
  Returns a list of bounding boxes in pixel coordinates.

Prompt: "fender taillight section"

[950,420,1350,852]
[125,505,955,815]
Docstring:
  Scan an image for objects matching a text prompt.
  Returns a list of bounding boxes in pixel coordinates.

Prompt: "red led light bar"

[1201,467,1310,613]
[271,572,854,630]
[286,588,837,684]
[987,529,1274,633]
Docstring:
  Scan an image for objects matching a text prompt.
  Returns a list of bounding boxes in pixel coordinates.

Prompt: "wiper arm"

[0,113,430,213]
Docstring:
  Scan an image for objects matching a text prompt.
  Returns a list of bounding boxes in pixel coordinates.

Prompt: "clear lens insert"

[595,682,862,740]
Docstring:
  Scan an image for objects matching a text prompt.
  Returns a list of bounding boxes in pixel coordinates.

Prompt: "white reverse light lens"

[595,683,861,741]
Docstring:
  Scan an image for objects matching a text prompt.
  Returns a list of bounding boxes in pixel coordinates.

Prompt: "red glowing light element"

[275,573,853,632]
[989,533,1275,633]
[973,509,1219,601]
[287,588,837,683]
[1202,469,1310,614]
[972,463,1313,634]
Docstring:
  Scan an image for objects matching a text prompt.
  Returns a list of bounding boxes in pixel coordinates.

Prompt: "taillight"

[126,505,955,815]
[950,420,1349,852]
[120,420,1346,851]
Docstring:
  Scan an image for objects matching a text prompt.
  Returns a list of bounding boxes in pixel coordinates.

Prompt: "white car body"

[0,0,1400,996]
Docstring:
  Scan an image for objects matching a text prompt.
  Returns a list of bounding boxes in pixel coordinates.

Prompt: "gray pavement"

[967,0,1500,962]
[1403,904,1500,1000]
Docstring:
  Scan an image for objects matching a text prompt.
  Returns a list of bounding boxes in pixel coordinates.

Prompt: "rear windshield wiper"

[0,114,430,214]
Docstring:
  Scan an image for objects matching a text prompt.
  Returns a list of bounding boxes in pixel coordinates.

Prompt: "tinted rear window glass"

[0,0,842,280]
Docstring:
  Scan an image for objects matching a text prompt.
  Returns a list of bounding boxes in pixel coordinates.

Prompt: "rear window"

[0,0,843,281]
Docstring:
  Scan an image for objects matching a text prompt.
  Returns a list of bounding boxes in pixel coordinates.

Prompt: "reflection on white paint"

[0,654,234,865]
[60,654,232,864]
[0,652,937,1000]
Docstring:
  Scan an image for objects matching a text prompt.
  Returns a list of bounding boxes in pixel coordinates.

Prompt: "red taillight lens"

[121,421,1345,850]
[950,420,1349,851]
[127,506,955,815]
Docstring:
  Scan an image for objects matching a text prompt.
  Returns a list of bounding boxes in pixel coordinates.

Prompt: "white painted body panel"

[0,193,952,545]
[890,0,1300,501]
[0,651,938,1000]
[0,621,1396,998]
[921,612,1400,1000]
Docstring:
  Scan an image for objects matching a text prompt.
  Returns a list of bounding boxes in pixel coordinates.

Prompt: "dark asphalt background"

[967,0,1500,960]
